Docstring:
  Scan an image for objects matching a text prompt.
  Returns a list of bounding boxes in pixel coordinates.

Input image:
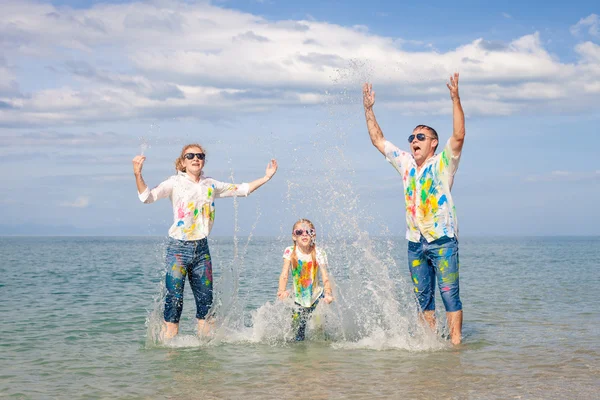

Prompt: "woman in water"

[132,143,278,340]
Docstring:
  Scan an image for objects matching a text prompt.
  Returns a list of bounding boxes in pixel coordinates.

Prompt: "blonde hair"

[290,218,317,270]
[175,143,205,172]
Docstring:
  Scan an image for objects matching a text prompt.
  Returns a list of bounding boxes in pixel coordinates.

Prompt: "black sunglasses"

[408,133,435,143]
[184,153,205,160]
[294,229,316,236]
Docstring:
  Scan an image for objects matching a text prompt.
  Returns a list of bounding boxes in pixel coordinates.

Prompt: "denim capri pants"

[164,237,213,323]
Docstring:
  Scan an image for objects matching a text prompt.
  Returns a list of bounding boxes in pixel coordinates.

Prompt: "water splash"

[139,136,150,155]
[144,60,450,351]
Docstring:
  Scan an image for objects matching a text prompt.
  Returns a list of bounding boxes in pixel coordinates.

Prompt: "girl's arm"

[319,263,334,304]
[277,259,291,300]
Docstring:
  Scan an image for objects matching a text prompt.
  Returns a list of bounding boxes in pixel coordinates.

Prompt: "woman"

[132,143,278,340]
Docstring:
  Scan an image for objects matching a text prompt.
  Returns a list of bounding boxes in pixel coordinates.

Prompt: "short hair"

[414,124,439,153]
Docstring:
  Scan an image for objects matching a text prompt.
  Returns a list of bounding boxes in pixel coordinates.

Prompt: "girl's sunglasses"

[294,229,316,236]
[184,153,205,160]
[407,133,435,143]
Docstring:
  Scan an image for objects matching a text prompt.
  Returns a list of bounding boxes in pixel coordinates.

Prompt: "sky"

[0,0,599,237]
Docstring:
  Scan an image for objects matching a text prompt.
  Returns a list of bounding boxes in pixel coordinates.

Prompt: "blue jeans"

[164,237,213,323]
[407,235,462,313]
[292,296,322,341]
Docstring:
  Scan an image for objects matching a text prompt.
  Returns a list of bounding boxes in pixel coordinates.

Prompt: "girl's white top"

[138,171,249,241]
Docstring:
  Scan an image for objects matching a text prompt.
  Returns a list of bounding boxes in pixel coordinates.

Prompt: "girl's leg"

[293,301,318,341]
[188,239,214,336]
[293,307,309,341]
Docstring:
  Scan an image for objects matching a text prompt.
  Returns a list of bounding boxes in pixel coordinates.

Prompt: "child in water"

[277,219,334,341]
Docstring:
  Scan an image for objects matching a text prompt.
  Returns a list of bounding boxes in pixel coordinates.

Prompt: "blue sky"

[1,0,599,237]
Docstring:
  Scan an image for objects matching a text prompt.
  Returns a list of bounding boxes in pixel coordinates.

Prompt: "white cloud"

[575,41,600,64]
[570,14,599,37]
[502,12,512,19]
[60,196,90,208]
[0,1,599,126]
[0,131,132,147]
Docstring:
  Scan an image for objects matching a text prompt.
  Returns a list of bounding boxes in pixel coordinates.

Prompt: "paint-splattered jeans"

[164,237,213,323]
[292,296,322,341]
[407,235,462,312]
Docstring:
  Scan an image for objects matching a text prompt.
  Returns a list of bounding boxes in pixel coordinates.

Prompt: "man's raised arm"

[363,83,386,155]
[447,73,465,156]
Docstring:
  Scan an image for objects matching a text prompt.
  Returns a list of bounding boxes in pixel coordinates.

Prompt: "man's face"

[409,128,438,165]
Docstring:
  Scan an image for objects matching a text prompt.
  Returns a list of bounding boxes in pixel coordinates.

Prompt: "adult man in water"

[363,73,466,345]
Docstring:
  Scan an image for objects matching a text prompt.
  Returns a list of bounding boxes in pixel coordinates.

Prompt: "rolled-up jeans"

[164,237,213,323]
[407,235,462,313]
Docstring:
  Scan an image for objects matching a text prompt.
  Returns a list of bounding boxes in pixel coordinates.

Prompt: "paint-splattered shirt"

[283,246,328,308]
[384,139,461,243]
[138,172,249,241]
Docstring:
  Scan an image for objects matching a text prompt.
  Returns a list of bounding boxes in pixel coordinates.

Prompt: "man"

[363,73,465,345]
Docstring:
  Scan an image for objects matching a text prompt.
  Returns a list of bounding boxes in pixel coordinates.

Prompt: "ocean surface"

[1,235,598,399]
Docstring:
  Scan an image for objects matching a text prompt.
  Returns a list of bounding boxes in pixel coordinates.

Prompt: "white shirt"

[283,246,328,307]
[138,171,250,240]
[384,139,461,243]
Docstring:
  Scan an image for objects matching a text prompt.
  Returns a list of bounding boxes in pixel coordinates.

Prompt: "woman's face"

[182,146,205,175]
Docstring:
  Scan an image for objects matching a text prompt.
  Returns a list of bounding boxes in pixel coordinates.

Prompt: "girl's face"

[293,223,316,247]
[182,146,205,176]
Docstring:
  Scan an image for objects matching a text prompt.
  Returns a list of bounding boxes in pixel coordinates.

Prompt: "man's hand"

[447,72,465,156]
[363,83,375,110]
[447,72,460,102]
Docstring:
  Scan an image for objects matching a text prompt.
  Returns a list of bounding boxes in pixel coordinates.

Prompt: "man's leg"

[429,236,462,345]
[446,310,463,345]
[407,240,436,329]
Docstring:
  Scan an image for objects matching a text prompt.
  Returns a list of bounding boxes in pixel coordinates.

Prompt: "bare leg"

[162,321,179,341]
[447,310,463,345]
[197,318,215,337]
[422,310,436,330]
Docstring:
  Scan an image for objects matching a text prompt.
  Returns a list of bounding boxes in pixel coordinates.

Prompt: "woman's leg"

[162,239,191,339]
[188,239,214,336]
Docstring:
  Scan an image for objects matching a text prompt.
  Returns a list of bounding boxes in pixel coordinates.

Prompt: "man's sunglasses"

[408,133,435,143]
[294,229,316,236]
[184,153,206,160]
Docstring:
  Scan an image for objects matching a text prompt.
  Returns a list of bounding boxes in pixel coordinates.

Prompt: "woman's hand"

[132,155,146,176]
[265,159,278,179]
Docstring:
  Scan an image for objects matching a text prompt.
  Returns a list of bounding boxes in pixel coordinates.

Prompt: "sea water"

[1,235,598,399]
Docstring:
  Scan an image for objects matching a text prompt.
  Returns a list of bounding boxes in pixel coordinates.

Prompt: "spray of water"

[145,61,449,351]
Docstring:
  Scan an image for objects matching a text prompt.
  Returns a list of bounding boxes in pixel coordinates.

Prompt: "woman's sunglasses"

[294,229,316,236]
[184,153,205,160]
[407,133,435,143]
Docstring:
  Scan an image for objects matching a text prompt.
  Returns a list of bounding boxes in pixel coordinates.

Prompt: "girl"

[277,219,333,341]
[132,143,278,340]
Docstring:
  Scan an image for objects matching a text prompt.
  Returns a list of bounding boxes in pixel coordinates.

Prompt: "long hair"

[175,143,205,172]
[290,218,317,271]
